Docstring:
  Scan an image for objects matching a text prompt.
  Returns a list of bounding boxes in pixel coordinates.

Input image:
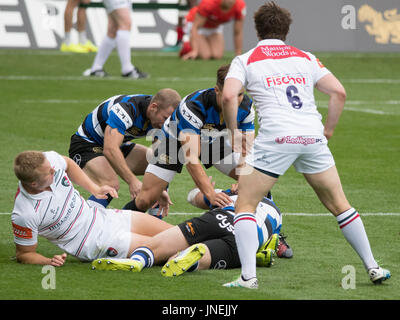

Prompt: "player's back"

[76,94,152,144]
[228,39,331,139]
[162,88,253,141]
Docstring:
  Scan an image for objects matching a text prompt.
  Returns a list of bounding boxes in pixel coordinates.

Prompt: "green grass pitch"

[0,49,399,301]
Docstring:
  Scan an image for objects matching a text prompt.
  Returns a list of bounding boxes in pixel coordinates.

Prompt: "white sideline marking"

[0,75,215,82]
[18,98,399,116]
[2,75,400,84]
[2,212,400,216]
[167,212,400,216]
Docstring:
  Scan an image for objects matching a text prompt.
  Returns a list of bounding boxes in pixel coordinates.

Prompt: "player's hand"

[182,50,198,60]
[209,191,233,208]
[129,179,143,200]
[50,253,67,267]
[93,185,118,200]
[230,183,239,194]
[156,190,173,217]
[324,127,334,140]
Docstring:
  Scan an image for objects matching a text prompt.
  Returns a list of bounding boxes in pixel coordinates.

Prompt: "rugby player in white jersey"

[11,151,172,266]
[221,2,390,288]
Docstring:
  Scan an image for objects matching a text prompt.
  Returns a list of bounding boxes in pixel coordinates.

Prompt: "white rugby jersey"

[11,151,101,259]
[226,39,331,139]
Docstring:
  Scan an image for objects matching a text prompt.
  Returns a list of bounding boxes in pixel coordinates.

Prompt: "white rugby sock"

[115,30,134,74]
[91,36,116,71]
[337,208,378,270]
[234,212,259,280]
[64,32,72,45]
[78,31,87,45]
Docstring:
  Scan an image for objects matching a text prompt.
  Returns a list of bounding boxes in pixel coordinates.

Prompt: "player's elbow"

[222,92,236,107]
[335,86,347,102]
[15,251,27,264]
[102,145,115,160]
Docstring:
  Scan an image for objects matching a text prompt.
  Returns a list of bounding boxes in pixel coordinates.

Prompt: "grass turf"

[0,49,399,301]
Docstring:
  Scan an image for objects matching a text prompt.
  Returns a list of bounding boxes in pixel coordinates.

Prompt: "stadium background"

[1,0,400,52]
[0,0,399,304]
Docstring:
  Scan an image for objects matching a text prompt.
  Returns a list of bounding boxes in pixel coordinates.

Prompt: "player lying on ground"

[11,150,173,266]
[186,182,293,259]
[92,188,289,276]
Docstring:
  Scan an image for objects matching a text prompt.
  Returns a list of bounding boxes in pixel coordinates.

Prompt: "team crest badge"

[106,247,118,257]
[61,176,70,187]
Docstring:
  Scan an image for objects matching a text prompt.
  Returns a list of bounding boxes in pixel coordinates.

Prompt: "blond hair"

[14,151,45,183]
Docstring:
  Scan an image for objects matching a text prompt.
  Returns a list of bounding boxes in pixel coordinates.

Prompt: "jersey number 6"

[286,85,303,109]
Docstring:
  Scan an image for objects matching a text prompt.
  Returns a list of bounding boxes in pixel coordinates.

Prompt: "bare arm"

[180,131,232,208]
[15,243,66,266]
[103,126,141,199]
[315,73,347,140]
[63,156,118,199]
[182,13,207,60]
[222,78,248,153]
[233,19,244,56]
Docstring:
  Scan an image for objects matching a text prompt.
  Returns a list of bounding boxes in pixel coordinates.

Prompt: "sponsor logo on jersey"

[265,75,307,87]
[61,176,70,187]
[12,222,33,239]
[180,103,203,129]
[275,136,323,146]
[248,45,311,65]
[111,104,133,129]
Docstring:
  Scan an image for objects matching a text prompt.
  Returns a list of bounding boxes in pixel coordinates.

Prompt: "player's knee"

[198,51,212,60]
[187,188,200,207]
[135,194,154,211]
[211,51,224,60]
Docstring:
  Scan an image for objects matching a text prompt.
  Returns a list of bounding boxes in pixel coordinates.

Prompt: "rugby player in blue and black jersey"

[68,88,181,211]
[123,65,257,217]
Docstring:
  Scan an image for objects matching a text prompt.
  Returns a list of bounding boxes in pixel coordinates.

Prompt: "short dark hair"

[254,2,292,41]
[216,64,230,89]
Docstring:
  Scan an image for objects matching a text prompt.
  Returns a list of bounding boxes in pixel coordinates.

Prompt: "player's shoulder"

[184,88,213,110]
[197,0,214,15]
[235,0,247,15]
[44,151,66,170]
[198,0,214,9]
[12,192,35,224]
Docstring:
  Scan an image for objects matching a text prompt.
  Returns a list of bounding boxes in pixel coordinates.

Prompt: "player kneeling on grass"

[92,187,284,277]
[11,151,173,266]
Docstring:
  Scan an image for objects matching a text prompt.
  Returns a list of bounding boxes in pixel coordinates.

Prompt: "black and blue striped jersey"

[75,94,154,145]
[161,88,255,142]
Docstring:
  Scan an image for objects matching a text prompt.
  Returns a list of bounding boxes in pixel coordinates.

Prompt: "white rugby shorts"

[246,135,335,176]
[103,0,131,13]
[184,22,224,37]
[78,208,132,261]
[213,151,241,176]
